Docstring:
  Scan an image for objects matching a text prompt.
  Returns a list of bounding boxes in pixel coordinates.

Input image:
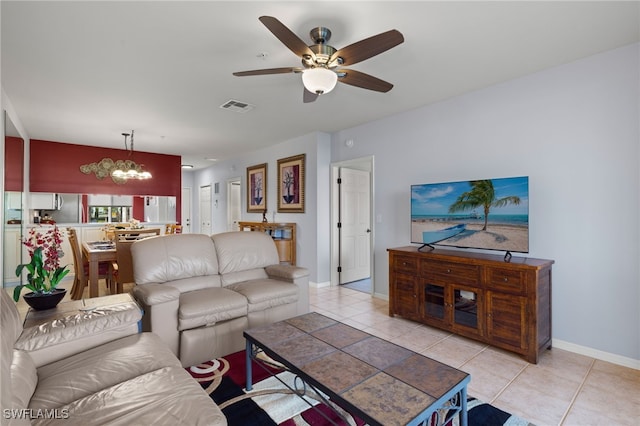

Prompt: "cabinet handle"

[446,269,451,273]
[503,277,509,282]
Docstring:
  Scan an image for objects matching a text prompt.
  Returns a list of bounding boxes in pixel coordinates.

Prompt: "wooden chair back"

[164,224,182,234]
[114,228,161,240]
[113,228,160,291]
[66,227,86,299]
[114,239,136,289]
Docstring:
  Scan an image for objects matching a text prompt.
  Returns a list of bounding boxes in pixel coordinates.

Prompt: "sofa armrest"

[15,302,142,367]
[265,265,310,315]
[132,283,180,305]
[132,284,181,356]
[265,264,309,280]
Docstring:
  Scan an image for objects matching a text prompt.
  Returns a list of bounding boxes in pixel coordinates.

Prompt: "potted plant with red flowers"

[13,225,71,310]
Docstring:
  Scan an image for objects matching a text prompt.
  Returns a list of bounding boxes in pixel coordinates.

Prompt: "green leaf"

[12,285,24,302]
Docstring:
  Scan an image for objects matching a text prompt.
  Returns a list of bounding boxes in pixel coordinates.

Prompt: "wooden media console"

[388,246,554,363]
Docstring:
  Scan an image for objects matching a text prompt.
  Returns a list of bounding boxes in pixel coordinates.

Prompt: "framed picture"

[277,154,305,213]
[246,163,267,213]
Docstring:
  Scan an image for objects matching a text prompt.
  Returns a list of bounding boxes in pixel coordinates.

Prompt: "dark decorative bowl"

[23,288,67,311]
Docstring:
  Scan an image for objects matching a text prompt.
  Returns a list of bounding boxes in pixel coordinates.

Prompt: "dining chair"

[164,224,182,234]
[114,228,161,240]
[111,228,160,293]
[66,227,112,300]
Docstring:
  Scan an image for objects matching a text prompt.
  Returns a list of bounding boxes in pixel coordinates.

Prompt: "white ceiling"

[2,1,638,169]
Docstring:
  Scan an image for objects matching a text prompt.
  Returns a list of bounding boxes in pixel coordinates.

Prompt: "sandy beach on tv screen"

[412,220,528,253]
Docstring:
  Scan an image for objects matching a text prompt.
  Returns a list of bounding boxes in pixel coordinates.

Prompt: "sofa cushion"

[219,268,269,287]
[226,279,298,313]
[32,366,227,426]
[132,234,220,287]
[10,350,37,409]
[212,231,280,275]
[30,333,181,409]
[178,288,248,331]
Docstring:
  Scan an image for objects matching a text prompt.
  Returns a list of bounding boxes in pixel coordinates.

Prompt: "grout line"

[558,357,596,425]
[488,362,529,405]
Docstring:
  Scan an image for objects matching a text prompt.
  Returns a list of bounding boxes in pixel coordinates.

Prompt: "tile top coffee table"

[244,312,470,426]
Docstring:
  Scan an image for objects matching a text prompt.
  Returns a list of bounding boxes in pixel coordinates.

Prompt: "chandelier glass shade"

[302,67,338,95]
[111,130,152,180]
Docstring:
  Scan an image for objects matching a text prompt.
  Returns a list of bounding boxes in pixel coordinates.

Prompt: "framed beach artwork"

[246,163,267,213]
[277,154,305,213]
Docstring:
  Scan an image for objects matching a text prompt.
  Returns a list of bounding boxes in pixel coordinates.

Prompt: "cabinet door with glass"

[420,259,483,337]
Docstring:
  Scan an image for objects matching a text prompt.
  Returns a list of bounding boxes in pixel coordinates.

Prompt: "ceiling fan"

[233,16,404,103]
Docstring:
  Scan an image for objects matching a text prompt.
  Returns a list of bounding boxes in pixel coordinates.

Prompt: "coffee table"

[244,312,470,426]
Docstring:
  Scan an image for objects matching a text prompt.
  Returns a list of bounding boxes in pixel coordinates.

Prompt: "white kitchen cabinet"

[31,193,57,210]
[3,228,22,283]
[5,192,22,210]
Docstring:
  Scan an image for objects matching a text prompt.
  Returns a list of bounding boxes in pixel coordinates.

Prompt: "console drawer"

[486,267,526,294]
[393,255,418,274]
[421,260,480,286]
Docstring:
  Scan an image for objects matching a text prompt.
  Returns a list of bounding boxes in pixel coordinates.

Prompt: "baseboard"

[552,338,640,370]
[309,281,330,288]
[373,292,389,301]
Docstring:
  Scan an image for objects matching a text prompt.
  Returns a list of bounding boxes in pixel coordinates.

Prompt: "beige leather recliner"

[131,231,310,367]
[0,291,226,426]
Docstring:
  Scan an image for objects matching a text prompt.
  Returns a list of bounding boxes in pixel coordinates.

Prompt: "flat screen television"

[411,176,529,255]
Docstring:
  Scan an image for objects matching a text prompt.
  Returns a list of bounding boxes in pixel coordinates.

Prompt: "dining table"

[81,228,162,298]
[81,240,117,298]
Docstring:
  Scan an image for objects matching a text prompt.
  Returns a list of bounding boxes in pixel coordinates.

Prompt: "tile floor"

[309,285,640,426]
[9,281,639,426]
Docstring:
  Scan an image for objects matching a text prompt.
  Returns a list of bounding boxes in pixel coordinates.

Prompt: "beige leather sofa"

[0,291,226,425]
[131,231,310,367]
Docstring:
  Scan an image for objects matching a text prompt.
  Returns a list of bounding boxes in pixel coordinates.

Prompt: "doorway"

[181,187,192,233]
[227,178,241,231]
[199,185,212,235]
[331,156,374,294]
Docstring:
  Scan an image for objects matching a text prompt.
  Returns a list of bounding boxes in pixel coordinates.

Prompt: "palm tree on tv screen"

[448,180,521,231]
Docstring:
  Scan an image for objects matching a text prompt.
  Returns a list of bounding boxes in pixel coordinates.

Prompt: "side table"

[23,293,140,329]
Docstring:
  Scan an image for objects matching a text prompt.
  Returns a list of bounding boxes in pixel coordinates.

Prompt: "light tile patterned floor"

[9,281,640,425]
[310,285,640,426]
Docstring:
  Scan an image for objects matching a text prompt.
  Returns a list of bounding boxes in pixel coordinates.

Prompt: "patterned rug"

[186,350,534,426]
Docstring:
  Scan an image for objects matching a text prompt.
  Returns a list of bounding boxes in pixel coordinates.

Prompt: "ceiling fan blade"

[303,88,319,103]
[259,16,315,59]
[338,69,394,93]
[330,29,404,66]
[233,67,300,77]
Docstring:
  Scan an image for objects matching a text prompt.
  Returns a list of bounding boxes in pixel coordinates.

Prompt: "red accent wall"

[132,196,145,221]
[30,140,181,222]
[4,136,24,191]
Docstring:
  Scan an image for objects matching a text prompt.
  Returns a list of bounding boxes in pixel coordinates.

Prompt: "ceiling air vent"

[220,100,254,113]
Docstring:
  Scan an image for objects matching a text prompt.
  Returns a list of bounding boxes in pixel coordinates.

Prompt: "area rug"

[186,350,534,426]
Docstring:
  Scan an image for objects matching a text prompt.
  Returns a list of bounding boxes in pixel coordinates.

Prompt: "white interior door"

[339,167,371,284]
[181,187,192,233]
[227,178,241,230]
[199,185,212,235]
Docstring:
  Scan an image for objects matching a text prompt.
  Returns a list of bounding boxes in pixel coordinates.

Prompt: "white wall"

[331,44,639,361]
[190,132,332,284]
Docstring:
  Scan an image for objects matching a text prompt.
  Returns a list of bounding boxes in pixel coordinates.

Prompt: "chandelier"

[111,130,152,180]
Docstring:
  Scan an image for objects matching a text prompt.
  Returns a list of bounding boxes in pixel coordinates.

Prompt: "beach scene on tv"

[411,176,529,253]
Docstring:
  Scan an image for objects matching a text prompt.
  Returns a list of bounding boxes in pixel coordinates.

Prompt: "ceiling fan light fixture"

[302,67,337,95]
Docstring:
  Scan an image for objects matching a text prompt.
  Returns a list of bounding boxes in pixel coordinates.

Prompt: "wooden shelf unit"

[388,246,554,363]
[238,222,296,265]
